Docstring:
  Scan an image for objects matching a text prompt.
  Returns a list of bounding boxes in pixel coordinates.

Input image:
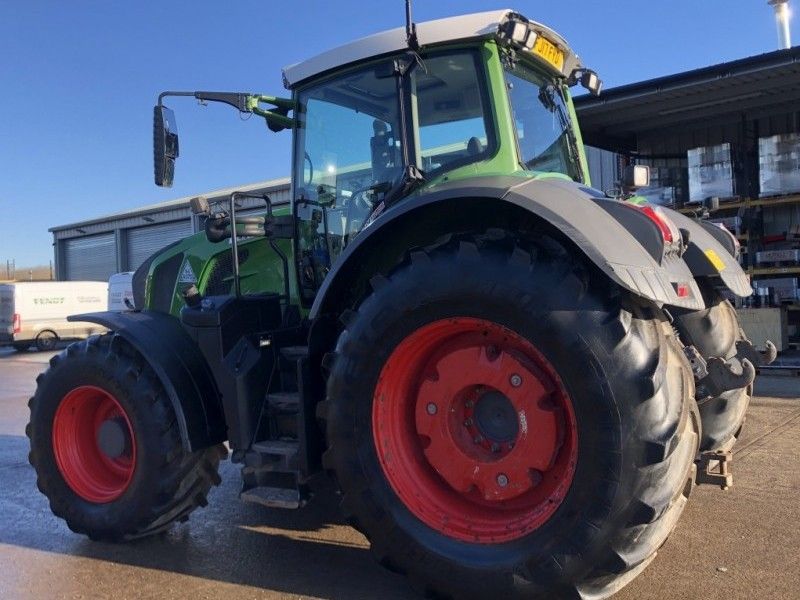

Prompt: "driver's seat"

[371,120,398,183]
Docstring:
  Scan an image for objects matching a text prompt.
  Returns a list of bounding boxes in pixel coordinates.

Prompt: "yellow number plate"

[532,36,565,72]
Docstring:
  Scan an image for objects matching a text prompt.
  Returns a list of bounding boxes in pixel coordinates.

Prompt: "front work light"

[568,68,603,96]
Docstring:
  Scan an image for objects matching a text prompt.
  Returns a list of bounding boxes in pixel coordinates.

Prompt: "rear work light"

[12,313,21,334]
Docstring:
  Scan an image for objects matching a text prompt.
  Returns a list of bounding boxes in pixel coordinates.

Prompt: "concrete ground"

[0,346,798,600]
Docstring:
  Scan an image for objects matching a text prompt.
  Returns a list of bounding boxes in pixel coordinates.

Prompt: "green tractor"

[28,7,774,598]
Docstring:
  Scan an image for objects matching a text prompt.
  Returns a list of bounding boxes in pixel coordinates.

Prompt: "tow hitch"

[683,346,756,402]
[736,339,778,369]
[683,345,759,491]
[696,450,733,490]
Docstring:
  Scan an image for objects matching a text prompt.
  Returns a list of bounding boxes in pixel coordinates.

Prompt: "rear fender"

[310,176,704,320]
[67,310,226,451]
[664,209,752,297]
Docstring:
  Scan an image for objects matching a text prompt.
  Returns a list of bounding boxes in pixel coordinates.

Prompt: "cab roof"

[282,9,581,88]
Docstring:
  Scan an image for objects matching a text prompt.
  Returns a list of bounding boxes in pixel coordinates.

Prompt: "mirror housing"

[153,105,179,187]
[623,165,650,190]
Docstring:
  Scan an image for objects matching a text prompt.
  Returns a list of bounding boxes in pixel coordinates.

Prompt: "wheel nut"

[474,435,484,444]
[497,473,509,487]
[510,374,522,387]
[463,418,473,427]
[491,443,500,453]
[426,403,437,415]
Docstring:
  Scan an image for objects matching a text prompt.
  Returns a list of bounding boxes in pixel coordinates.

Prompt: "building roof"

[575,46,800,151]
[282,9,580,87]
[49,177,290,233]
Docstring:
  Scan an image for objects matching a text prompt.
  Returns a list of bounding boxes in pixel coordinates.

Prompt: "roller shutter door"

[63,234,117,281]
[126,220,192,270]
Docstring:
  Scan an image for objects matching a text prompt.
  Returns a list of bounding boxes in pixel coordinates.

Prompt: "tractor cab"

[152,10,603,305]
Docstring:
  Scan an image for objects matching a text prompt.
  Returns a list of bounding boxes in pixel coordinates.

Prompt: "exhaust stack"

[769,0,792,49]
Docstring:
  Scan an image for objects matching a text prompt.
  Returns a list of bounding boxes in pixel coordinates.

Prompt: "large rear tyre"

[321,233,699,600]
[27,334,225,541]
[673,285,751,452]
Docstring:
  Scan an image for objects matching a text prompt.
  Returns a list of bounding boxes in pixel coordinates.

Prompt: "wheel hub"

[373,317,578,543]
[96,417,131,459]
[473,389,518,444]
[52,386,136,503]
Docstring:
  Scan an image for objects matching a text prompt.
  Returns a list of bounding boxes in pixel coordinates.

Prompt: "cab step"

[280,345,309,362]
[267,391,300,413]
[245,439,299,471]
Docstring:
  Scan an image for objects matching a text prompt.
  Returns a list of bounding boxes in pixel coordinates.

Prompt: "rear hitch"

[683,346,756,402]
[696,449,733,490]
[736,339,777,369]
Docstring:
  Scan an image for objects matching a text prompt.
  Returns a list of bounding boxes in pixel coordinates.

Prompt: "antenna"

[405,0,419,50]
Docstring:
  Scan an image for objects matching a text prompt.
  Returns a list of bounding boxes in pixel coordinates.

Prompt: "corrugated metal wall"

[63,233,117,281]
[585,145,619,191]
[51,178,292,282]
[126,220,193,271]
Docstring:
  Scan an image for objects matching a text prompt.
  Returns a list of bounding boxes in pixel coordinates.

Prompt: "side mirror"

[153,105,179,187]
[623,165,650,190]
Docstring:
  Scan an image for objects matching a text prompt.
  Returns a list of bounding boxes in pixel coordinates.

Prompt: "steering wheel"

[349,186,375,211]
[304,152,314,186]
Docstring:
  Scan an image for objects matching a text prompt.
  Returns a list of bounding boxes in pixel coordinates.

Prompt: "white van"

[0,281,108,351]
[108,272,135,312]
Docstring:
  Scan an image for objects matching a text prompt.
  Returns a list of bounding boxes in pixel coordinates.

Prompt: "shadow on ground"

[0,434,414,599]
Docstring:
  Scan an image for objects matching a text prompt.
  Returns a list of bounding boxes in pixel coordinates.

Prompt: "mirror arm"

[247,95,295,131]
[250,106,294,130]
[158,91,196,106]
[249,94,294,110]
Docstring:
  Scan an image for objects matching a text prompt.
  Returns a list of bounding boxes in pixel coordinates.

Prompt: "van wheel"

[35,330,59,352]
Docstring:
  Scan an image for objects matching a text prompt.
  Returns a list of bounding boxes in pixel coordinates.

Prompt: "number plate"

[532,36,565,72]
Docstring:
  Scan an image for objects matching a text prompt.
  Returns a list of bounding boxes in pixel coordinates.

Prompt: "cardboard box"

[759,133,800,197]
[688,143,736,203]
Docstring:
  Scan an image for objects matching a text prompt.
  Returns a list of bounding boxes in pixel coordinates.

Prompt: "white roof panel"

[282,9,579,87]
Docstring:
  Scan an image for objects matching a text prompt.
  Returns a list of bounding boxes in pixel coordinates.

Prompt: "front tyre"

[322,235,699,599]
[27,334,225,541]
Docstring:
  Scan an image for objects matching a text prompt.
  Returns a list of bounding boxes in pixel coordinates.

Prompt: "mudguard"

[310,176,704,318]
[665,209,752,297]
[67,310,226,451]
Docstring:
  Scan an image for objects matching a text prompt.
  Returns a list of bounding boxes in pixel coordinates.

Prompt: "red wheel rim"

[373,318,578,543]
[52,385,136,503]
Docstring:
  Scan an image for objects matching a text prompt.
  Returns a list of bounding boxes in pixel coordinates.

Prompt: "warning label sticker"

[179,261,197,283]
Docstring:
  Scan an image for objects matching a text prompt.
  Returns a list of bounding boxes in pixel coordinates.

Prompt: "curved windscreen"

[505,62,582,181]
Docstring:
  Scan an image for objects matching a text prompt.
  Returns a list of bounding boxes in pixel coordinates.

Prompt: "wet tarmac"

[1,346,798,599]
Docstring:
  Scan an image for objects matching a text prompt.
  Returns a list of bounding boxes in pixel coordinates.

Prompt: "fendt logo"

[33,297,65,305]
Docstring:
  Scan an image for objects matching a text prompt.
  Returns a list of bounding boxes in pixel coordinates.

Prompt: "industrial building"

[50,178,289,281]
[575,45,800,353]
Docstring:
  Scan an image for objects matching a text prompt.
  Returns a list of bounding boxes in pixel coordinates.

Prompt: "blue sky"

[0,1,789,265]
